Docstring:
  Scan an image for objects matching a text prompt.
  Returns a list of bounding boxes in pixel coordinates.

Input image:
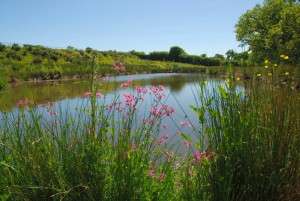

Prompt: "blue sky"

[0,0,263,56]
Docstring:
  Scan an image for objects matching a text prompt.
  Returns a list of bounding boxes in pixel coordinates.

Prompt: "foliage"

[168,46,187,62]
[0,73,6,91]
[191,58,300,200]
[0,57,299,200]
[0,43,208,81]
[0,43,6,52]
[235,0,300,64]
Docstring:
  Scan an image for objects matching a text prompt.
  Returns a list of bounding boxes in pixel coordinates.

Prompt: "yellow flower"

[285,72,289,75]
[268,72,272,76]
[280,55,285,58]
[226,78,230,83]
[236,77,241,81]
[204,80,208,84]
[284,56,289,60]
[265,59,269,64]
[264,65,268,69]
[274,64,277,67]
[257,73,262,77]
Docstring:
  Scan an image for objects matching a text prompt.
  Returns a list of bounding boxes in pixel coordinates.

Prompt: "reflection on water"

[0,73,211,111]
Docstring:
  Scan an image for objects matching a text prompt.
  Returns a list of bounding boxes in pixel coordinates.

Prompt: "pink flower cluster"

[148,169,165,183]
[150,85,165,94]
[158,173,165,183]
[83,91,104,99]
[102,74,109,81]
[150,85,166,100]
[194,148,216,166]
[16,99,35,107]
[148,169,155,178]
[120,79,134,89]
[123,93,136,108]
[135,86,148,94]
[113,61,126,72]
[180,121,192,127]
[38,101,56,108]
[157,134,169,145]
[106,101,121,110]
[151,104,176,117]
[184,140,191,147]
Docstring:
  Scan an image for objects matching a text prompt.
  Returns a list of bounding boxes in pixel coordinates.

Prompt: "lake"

[0,73,233,147]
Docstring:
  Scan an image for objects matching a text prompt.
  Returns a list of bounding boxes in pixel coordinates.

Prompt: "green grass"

[0,58,299,200]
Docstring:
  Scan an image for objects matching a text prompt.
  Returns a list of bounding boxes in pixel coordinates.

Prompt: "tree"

[169,46,186,62]
[67,46,75,51]
[0,43,6,52]
[149,51,169,61]
[11,43,21,51]
[214,54,225,60]
[235,0,300,64]
[225,49,238,60]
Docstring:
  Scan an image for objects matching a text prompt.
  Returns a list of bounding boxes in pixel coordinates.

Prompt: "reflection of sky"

[0,74,246,152]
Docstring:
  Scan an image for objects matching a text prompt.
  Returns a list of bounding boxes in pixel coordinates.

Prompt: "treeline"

[130,46,248,67]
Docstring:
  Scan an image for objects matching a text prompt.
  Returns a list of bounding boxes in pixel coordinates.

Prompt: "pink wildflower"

[16,99,35,107]
[96,92,104,98]
[158,85,165,91]
[193,148,216,165]
[143,118,154,124]
[123,93,136,108]
[165,150,174,158]
[188,170,193,175]
[120,82,128,88]
[184,140,191,147]
[158,173,165,183]
[155,93,166,100]
[148,169,155,178]
[39,103,46,108]
[180,121,192,127]
[150,85,159,94]
[102,74,109,81]
[157,134,169,145]
[131,143,136,150]
[83,91,91,98]
[94,73,100,80]
[48,110,56,117]
[113,62,126,72]
[163,134,169,139]
[162,124,168,130]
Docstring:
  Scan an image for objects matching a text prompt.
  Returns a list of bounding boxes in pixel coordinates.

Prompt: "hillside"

[0,43,209,82]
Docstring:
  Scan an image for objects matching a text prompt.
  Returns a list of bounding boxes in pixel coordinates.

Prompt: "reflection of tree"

[146,76,187,92]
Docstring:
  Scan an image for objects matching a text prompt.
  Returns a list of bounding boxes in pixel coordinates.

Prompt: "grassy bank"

[0,58,299,200]
[0,44,208,83]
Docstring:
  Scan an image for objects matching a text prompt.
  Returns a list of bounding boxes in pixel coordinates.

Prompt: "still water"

[0,73,230,146]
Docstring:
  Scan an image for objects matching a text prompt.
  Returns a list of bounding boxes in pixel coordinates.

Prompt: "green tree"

[214,54,225,60]
[169,46,186,62]
[11,43,21,51]
[235,0,300,64]
[67,45,75,51]
[149,51,169,61]
[225,49,237,60]
[0,43,6,52]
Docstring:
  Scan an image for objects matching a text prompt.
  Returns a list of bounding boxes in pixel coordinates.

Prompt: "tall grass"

[191,57,300,200]
[0,57,299,200]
